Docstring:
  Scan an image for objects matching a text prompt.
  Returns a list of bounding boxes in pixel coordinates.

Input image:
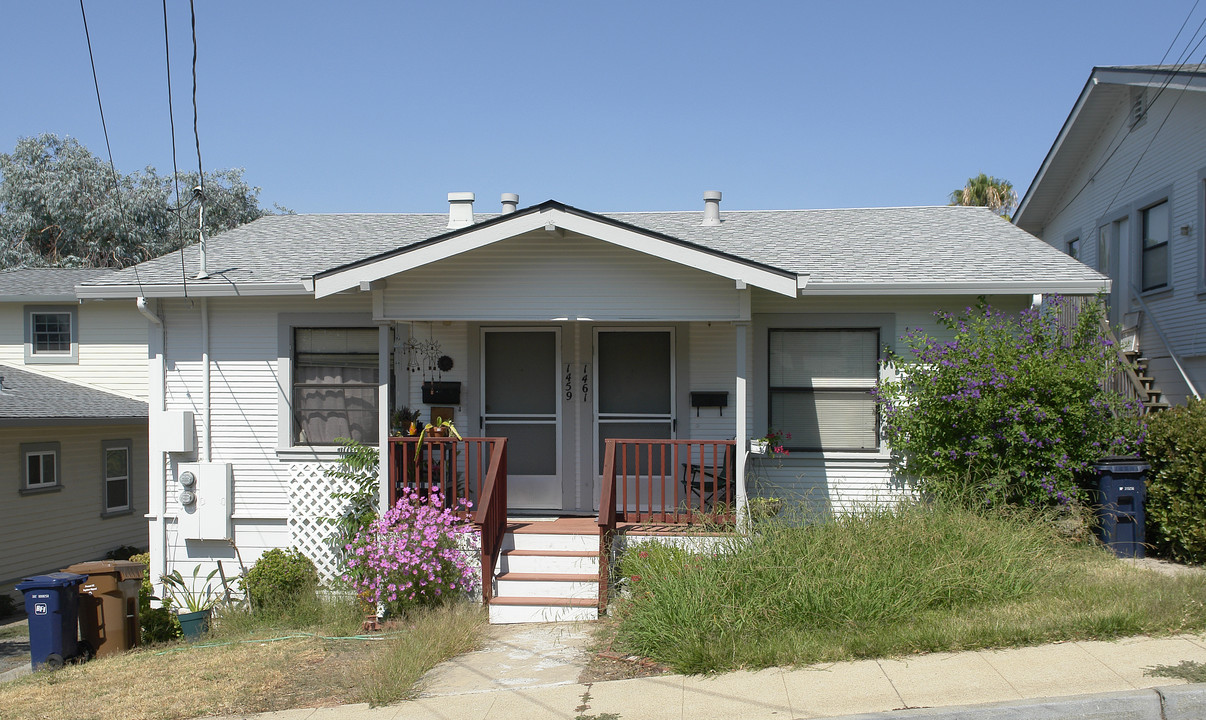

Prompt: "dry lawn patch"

[0,603,486,720]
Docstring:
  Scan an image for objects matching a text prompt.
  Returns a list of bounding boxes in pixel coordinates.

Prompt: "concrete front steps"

[488,519,601,624]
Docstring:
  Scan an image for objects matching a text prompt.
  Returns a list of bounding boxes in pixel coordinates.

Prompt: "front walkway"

[204,632,1206,719]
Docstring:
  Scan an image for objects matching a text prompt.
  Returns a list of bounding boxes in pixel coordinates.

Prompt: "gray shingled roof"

[77,203,1104,295]
[0,364,147,424]
[0,267,118,300]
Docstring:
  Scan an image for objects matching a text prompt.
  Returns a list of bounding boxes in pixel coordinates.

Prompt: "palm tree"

[950,173,1018,220]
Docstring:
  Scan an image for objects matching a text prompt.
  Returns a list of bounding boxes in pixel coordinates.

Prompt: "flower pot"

[427,427,449,438]
[177,609,212,640]
[750,439,768,455]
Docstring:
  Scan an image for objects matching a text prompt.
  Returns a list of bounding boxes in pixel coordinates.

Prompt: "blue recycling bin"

[1094,460,1149,558]
[15,572,87,670]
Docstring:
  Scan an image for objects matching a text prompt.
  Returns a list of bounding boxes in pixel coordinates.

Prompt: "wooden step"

[487,595,598,624]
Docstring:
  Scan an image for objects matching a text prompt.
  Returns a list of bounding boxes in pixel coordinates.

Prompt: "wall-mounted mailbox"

[422,381,461,405]
[690,391,729,416]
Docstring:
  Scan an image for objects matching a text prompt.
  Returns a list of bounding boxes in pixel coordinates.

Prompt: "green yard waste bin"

[62,560,143,658]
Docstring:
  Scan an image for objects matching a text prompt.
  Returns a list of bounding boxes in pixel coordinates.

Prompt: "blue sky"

[2,1,1201,214]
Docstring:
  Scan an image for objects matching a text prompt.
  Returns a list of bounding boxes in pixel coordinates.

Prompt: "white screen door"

[482,328,562,510]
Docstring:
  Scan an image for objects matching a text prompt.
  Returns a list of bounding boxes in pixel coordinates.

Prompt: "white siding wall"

[154,294,372,583]
[382,231,744,321]
[744,293,1029,510]
[685,321,737,441]
[403,321,470,425]
[1,424,149,593]
[1035,89,1206,404]
[0,300,149,399]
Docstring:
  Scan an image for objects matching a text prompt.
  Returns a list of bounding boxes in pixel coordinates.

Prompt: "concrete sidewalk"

[202,630,1206,720]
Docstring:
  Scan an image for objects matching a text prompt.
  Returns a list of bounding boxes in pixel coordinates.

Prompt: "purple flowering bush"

[874,297,1141,507]
[343,489,480,614]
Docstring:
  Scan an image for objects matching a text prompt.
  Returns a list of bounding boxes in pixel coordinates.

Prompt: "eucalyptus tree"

[0,133,281,269]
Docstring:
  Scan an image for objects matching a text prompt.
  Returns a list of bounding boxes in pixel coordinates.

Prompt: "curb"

[810,683,1206,720]
[0,663,31,684]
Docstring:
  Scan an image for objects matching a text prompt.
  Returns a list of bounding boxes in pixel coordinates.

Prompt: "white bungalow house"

[76,193,1106,622]
[0,268,149,598]
[1015,64,1206,406]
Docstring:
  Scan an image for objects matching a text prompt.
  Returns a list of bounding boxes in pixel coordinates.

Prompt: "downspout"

[138,297,170,597]
[202,298,211,462]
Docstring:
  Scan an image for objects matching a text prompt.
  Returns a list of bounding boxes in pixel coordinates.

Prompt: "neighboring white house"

[74,193,1106,619]
[1015,64,1206,406]
[0,268,149,597]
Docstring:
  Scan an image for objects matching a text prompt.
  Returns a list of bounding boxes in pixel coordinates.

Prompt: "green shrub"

[0,592,17,619]
[241,548,319,610]
[105,544,142,560]
[1143,400,1206,564]
[875,296,1141,507]
[128,552,181,643]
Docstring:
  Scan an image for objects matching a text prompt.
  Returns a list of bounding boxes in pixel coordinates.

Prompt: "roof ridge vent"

[447,192,475,228]
[701,191,722,226]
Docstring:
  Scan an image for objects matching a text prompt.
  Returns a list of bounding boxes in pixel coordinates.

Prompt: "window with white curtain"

[768,329,879,451]
[292,328,379,445]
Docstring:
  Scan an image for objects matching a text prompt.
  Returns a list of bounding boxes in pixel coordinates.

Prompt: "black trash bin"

[15,572,88,670]
[1094,459,1149,558]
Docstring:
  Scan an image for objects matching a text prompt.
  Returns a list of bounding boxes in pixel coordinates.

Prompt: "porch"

[387,436,739,622]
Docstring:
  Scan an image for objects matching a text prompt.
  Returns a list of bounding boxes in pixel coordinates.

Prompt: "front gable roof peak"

[312,199,802,298]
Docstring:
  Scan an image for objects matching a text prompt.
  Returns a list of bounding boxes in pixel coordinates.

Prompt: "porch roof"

[74,199,1107,299]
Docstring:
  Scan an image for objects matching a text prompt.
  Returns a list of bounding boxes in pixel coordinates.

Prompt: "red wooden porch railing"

[388,436,508,604]
[596,438,736,613]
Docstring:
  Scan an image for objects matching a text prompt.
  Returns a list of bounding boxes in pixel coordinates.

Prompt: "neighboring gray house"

[76,193,1106,622]
[0,268,149,597]
[1015,64,1206,406]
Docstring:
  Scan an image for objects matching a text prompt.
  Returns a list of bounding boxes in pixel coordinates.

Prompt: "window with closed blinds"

[769,329,879,451]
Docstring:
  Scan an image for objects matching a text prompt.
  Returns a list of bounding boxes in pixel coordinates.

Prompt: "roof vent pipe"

[501,193,519,214]
[701,190,722,226]
[447,192,475,228]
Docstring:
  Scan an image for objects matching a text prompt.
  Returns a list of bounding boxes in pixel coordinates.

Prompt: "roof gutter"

[798,279,1109,296]
[75,281,312,300]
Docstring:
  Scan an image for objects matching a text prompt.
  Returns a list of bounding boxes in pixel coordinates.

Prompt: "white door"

[481,328,562,510]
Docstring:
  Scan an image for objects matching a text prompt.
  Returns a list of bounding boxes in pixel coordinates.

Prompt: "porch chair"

[681,444,734,512]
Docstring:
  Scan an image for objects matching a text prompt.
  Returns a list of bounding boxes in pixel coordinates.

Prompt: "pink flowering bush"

[343,489,480,613]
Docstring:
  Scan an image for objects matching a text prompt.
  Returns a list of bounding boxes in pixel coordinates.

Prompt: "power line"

[79,0,144,293]
[190,0,204,190]
[163,0,189,295]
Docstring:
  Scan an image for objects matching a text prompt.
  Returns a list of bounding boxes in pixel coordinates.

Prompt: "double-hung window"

[24,306,78,363]
[768,329,879,451]
[1141,200,1170,291]
[292,328,379,445]
[103,440,132,514]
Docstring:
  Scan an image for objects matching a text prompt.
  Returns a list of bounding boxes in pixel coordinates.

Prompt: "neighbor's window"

[24,306,78,364]
[21,442,60,492]
[1142,200,1170,291]
[1066,237,1080,260]
[103,440,132,514]
[292,328,379,445]
[768,329,879,451]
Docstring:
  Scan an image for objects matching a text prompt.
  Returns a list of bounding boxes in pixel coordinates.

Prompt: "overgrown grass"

[0,594,486,719]
[614,501,1206,673]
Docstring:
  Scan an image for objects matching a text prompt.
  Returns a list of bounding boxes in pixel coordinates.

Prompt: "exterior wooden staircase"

[487,519,601,624]
[1123,351,1170,413]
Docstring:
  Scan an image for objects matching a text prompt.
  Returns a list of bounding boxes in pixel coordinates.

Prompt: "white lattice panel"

[288,462,355,580]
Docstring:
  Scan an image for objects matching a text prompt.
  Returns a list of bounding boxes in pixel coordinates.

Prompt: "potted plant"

[751,429,791,456]
[391,406,422,437]
[161,564,221,640]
